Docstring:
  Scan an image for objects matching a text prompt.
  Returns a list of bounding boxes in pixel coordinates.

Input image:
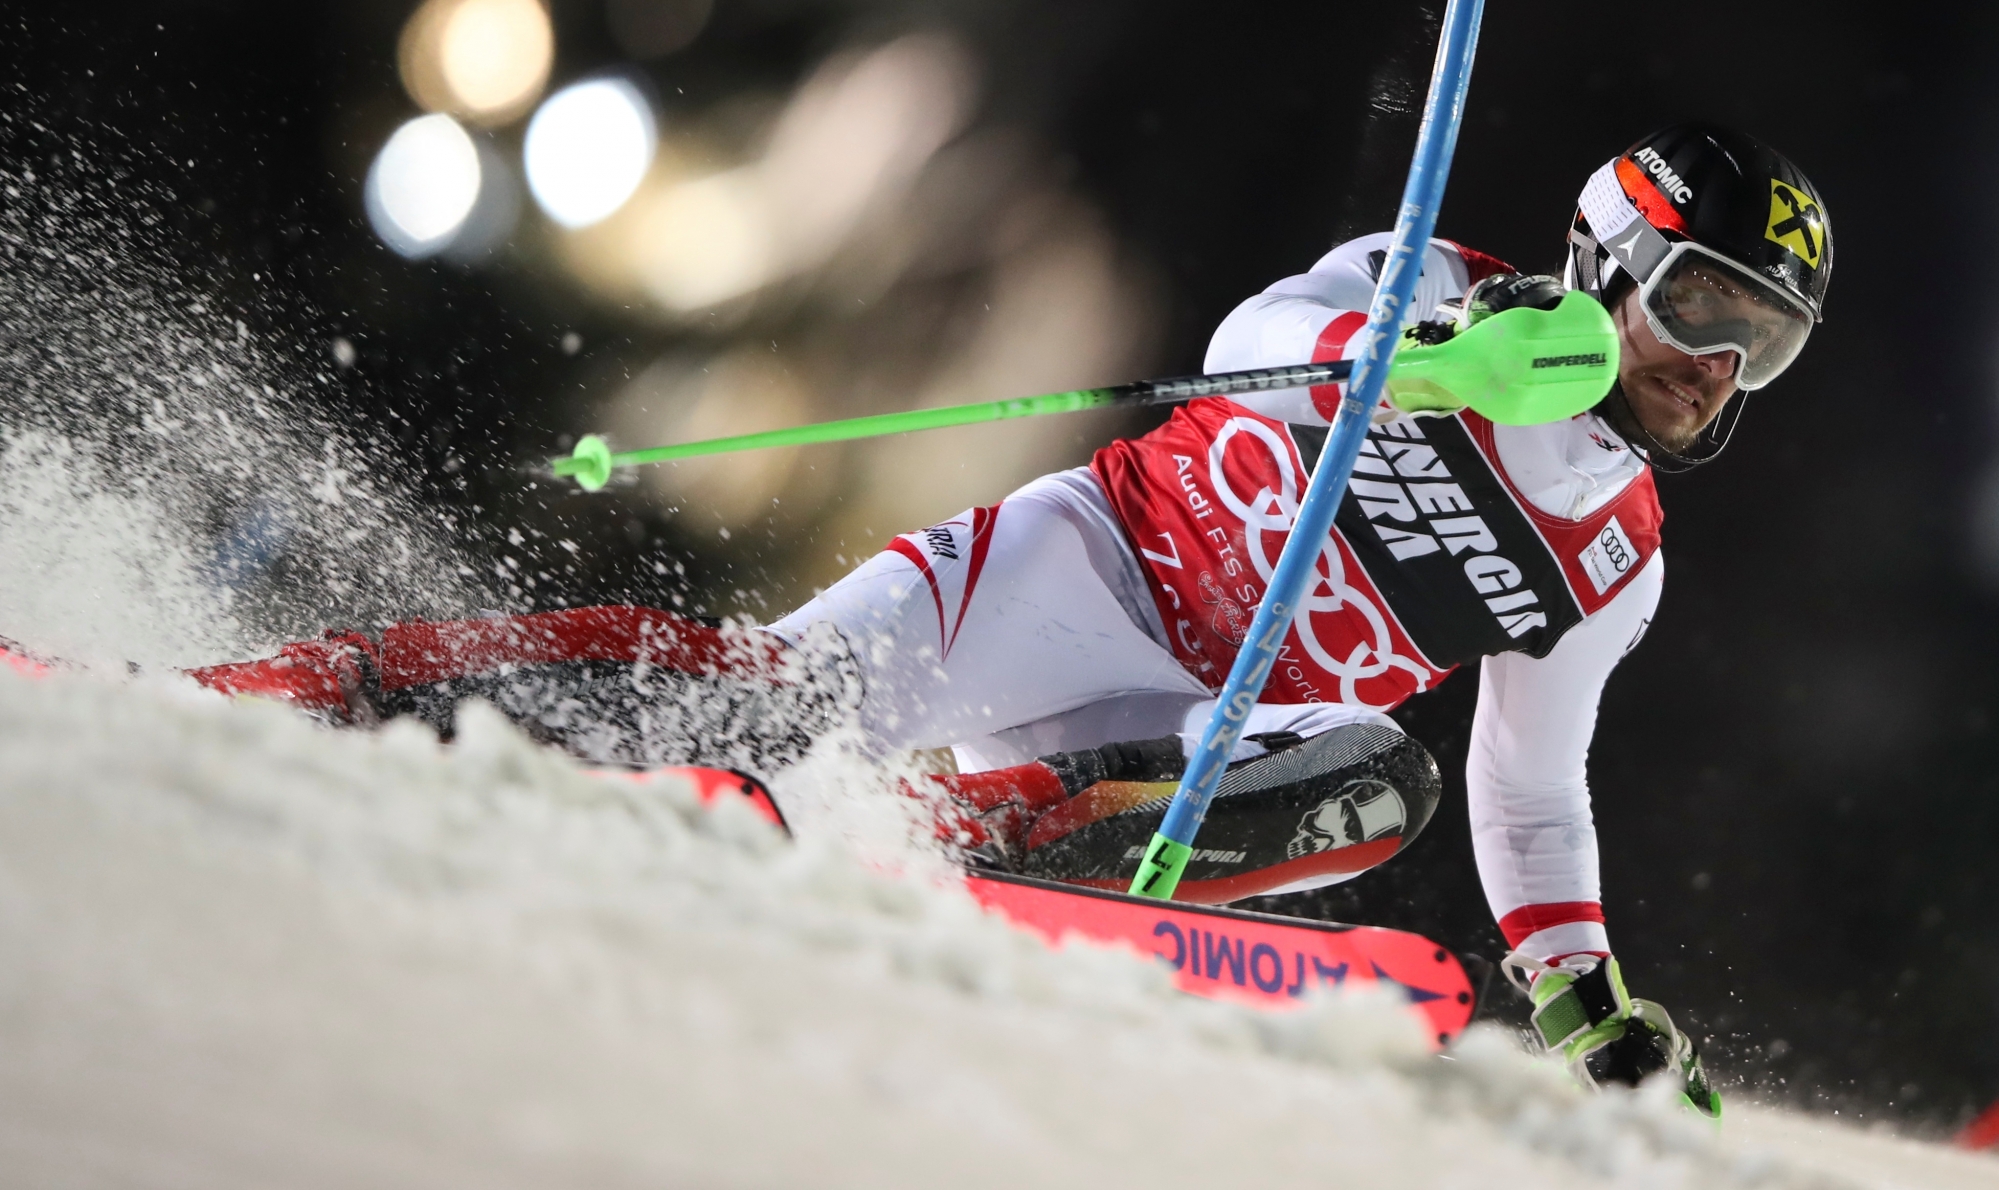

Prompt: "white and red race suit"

[770,233,1663,960]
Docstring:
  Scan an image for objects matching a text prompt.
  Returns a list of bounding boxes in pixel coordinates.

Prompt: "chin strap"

[1592,382,1749,473]
[1502,951,1722,1119]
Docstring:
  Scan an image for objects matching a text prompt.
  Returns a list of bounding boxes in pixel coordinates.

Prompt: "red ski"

[651,762,1475,1048]
[965,869,1473,1046]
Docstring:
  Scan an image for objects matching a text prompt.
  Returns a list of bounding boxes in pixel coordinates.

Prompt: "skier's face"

[1611,284,1741,452]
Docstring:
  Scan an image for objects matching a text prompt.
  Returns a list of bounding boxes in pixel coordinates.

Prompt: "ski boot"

[916,722,1441,902]
[1503,952,1722,1118]
[915,735,1186,868]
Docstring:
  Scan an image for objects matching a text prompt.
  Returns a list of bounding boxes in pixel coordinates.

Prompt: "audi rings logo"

[1597,526,1630,569]
[1577,515,1638,597]
[1207,417,1432,707]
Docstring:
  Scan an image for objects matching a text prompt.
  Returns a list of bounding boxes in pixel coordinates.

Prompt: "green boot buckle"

[1524,957,1721,1120]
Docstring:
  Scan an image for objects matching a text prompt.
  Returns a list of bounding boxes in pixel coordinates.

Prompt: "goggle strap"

[1577,159,1673,284]
[1601,216,1672,284]
[1567,225,1602,295]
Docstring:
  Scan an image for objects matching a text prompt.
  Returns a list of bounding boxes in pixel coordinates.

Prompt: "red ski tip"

[1957,1099,1999,1150]
[1,649,49,678]
[602,765,788,832]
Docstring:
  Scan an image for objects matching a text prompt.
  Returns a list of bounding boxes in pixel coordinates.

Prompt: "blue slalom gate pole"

[1128,0,1487,900]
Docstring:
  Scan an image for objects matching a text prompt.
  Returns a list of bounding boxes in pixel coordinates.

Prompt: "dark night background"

[4,0,1997,1136]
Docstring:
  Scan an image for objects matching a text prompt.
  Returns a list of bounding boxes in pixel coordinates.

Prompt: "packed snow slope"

[1,668,1993,1189]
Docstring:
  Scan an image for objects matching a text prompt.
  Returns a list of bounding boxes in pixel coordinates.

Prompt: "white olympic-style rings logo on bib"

[1206,417,1433,708]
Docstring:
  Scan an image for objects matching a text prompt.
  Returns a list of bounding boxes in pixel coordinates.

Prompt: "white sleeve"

[1202,233,1471,425]
[1467,550,1663,961]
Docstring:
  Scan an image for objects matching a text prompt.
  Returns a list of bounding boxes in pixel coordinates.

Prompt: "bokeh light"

[613,36,970,314]
[364,114,483,259]
[524,79,658,229]
[609,351,821,529]
[399,0,553,127]
[633,172,773,311]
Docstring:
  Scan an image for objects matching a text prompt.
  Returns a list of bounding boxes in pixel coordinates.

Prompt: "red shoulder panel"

[1308,310,1369,420]
[1441,241,1517,284]
[1459,414,1663,617]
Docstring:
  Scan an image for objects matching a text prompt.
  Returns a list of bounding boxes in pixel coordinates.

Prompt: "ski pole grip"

[1130,832,1192,901]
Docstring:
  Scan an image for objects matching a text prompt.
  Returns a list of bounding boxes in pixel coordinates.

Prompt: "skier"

[754,123,1826,1103]
[188,123,1828,1105]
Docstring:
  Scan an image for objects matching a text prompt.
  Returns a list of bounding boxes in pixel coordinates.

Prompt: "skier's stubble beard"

[1609,284,1740,453]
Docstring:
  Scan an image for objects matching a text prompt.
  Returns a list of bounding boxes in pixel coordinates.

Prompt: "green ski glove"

[1503,952,1722,1119]
[1381,276,1611,421]
[1458,272,1568,330]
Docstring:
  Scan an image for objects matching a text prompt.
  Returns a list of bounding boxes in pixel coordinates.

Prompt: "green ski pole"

[550,293,1614,492]
[551,360,1354,492]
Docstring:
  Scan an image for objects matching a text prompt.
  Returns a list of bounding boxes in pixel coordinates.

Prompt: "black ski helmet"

[1565,123,1832,466]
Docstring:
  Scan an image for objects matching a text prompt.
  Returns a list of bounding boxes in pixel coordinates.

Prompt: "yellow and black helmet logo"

[1766,179,1825,270]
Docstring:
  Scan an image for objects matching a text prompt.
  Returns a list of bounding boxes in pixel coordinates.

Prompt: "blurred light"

[443,137,524,260]
[610,351,819,528]
[635,171,772,310]
[524,79,658,229]
[831,201,1145,543]
[758,36,970,261]
[365,114,482,258]
[606,0,713,59]
[399,0,553,126]
[624,36,970,313]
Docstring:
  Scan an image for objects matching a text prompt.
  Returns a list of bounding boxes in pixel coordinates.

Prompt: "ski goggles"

[1576,158,1817,390]
[1635,241,1814,391]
